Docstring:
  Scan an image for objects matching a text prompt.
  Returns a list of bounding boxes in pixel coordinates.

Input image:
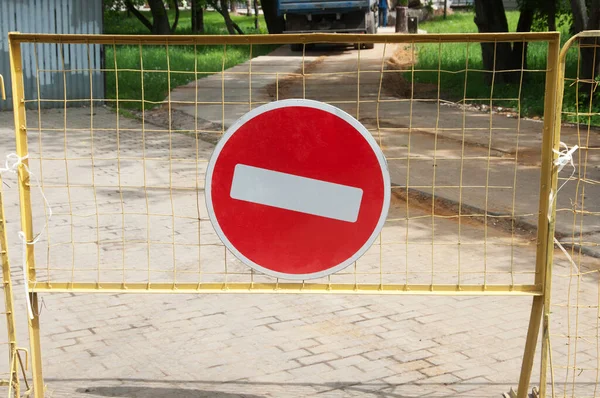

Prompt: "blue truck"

[277,0,378,50]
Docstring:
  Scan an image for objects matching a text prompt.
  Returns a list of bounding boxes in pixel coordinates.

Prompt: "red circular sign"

[206,99,390,280]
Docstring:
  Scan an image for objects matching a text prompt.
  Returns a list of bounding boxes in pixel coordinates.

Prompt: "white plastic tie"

[0,153,52,319]
[548,143,579,221]
[547,144,582,279]
[552,142,578,173]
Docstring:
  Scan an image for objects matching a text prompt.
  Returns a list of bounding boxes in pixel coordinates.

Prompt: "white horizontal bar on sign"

[230,164,363,223]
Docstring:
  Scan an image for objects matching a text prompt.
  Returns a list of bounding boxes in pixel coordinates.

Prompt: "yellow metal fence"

[544,31,600,398]
[5,32,565,397]
[0,174,30,397]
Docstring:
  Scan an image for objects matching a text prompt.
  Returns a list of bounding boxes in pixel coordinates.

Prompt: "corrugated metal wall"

[0,0,104,110]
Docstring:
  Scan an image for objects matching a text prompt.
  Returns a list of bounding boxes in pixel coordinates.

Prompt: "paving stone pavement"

[0,105,596,397]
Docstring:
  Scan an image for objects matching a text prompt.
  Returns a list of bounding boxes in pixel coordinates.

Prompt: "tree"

[473,0,534,83]
[547,0,557,31]
[206,0,245,34]
[191,0,205,33]
[122,0,180,34]
[254,0,260,29]
[168,0,181,32]
[570,0,600,87]
[261,0,285,33]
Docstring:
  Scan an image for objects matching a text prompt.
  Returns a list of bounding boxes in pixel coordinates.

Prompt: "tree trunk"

[230,0,237,13]
[473,0,513,83]
[588,0,600,31]
[570,0,587,33]
[547,0,556,31]
[254,0,260,29]
[206,0,245,33]
[170,0,180,33]
[247,0,252,15]
[511,7,534,71]
[191,0,205,33]
[261,0,285,33]
[148,0,171,34]
[218,0,242,34]
[580,0,600,94]
[124,0,154,32]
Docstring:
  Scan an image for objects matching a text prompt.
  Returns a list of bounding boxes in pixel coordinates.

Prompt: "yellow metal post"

[516,34,561,398]
[0,74,6,100]
[0,176,20,397]
[537,37,565,398]
[9,32,45,398]
[518,296,544,398]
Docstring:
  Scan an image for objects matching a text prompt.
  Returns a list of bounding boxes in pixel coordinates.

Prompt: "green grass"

[104,10,276,110]
[413,11,579,120]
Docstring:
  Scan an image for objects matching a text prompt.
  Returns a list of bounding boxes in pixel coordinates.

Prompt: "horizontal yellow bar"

[573,30,600,38]
[31,282,542,296]
[9,32,560,46]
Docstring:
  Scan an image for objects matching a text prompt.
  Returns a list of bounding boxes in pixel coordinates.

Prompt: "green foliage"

[425,0,434,13]
[526,0,572,32]
[103,0,145,13]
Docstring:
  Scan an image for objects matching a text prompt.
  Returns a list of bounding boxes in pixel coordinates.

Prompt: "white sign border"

[205,99,391,281]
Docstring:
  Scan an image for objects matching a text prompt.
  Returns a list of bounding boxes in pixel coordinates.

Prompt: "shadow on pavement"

[65,380,535,398]
[77,386,263,397]
[273,43,353,56]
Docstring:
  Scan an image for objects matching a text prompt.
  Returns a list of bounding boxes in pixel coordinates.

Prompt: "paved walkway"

[167,33,600,254]
[0,104,596,397]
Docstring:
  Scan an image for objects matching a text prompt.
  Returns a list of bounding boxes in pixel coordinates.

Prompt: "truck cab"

[277,0,378,50]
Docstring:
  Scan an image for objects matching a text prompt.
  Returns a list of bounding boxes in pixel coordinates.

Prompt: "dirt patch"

[383,45,438,99]
[265,56,327,100]
[507,148,541,167]
[433,7,453,17]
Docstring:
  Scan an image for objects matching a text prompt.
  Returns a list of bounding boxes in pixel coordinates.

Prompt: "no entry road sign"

[206,99,390,280]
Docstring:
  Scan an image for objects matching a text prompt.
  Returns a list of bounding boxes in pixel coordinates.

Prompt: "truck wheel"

[364,12,376,49]
[290,44,303,52]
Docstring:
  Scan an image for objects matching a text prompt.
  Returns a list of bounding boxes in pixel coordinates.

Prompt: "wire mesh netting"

[547,34,600,398]
[8,33,560,294]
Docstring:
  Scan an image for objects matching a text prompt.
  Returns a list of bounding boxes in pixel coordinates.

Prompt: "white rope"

[554,236,580,275]
[0,153,52,319]
[0,153,28,175]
